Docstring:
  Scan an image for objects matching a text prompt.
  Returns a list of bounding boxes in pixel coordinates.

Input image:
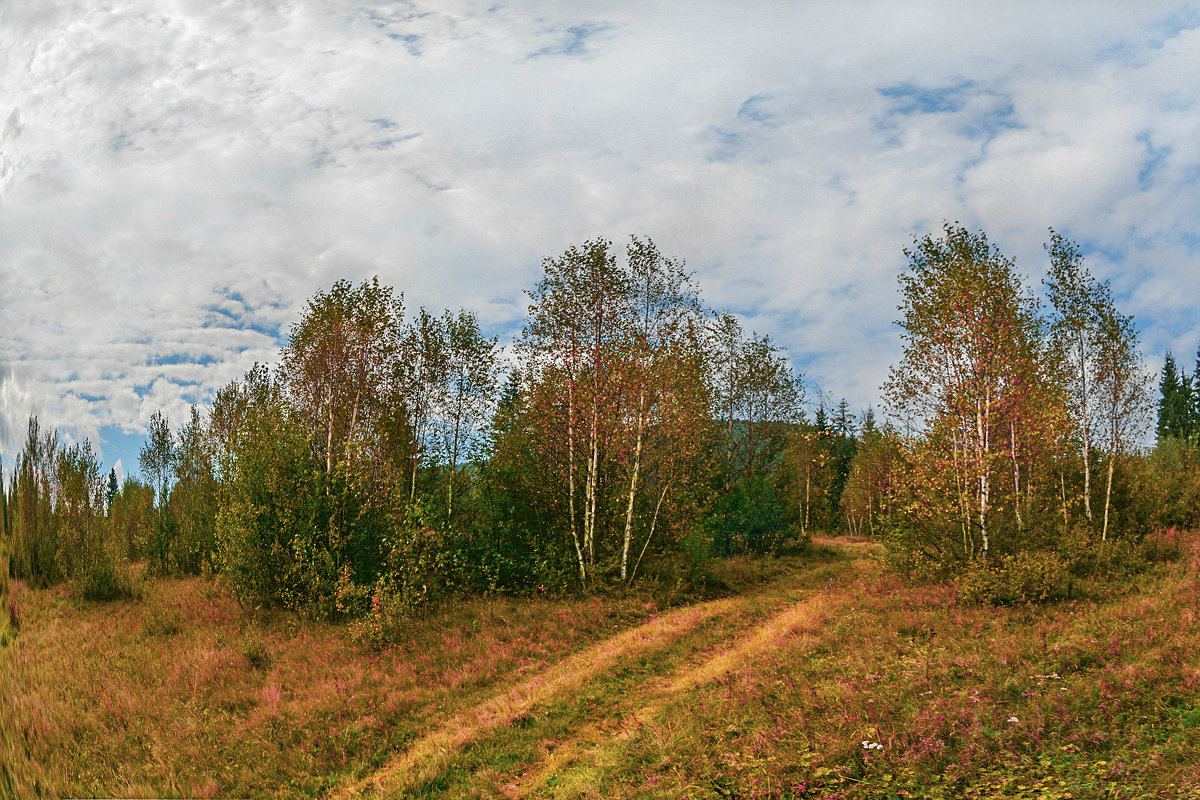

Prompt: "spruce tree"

[833,398,855,439]
[815,404,828,435]
[861,406,877,436]
[106,468,119,513]
[1158,351,1191,442]
[1190,345,1200,442]
[1158,352,1180,441]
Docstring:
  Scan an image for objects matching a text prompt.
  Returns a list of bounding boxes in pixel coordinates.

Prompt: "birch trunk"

[620,391,646,581]
[1010,420,1023,531]
[567,375,585,584]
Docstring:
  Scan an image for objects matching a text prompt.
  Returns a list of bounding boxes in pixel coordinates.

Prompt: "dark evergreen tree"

[106,467,119,513]
[1190,345,1200,441]
[861,406,877,436]
[833,399,855,439]
[827,399,858,523]
[1158,351,1191,442]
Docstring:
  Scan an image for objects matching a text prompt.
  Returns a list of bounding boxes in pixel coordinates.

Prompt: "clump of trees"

[2,237,810,620]
[874,224,1156,601]
[2,419,140,600]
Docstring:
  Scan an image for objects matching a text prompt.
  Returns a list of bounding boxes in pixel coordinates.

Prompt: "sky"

[3,0,1200,480]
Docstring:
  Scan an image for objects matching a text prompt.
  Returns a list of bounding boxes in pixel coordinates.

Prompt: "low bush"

[1140,525,1190,563]
[883,545,957,584]
[0,544,17,648]
[956,549,1071,605]
[240,628,270,669]
[77,555,142,602]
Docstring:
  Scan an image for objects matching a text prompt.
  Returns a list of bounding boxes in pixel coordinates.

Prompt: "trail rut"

[331,540,878,799]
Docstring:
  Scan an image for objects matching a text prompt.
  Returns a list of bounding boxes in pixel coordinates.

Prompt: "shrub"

[956,550,1071,605]
[241,628,270,669]
[77,556,141,602]
[705,477,790,557]
[0,544,17,648]
[1052,521,1143,580]
[348,585,391,651]
[1140,526,1190,564]
[884,545,956,584]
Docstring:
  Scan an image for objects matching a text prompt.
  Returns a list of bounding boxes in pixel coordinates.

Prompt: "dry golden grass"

[4,534,1199,799]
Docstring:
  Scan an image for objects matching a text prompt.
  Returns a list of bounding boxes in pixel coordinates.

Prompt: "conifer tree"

[1157,352,1188,442]
[1190,346,1200,441]
[106,468,119,513]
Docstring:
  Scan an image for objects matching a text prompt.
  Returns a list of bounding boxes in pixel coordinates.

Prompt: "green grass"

[4,534,1200,799]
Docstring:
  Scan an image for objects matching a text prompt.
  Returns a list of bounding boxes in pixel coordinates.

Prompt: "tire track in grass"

[330,595,744,799]
[499,580,858,798]
[332,540,878,799]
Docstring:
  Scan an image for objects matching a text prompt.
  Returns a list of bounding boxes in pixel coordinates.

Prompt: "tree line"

[2,226,1195,617]
[2,238,812,613]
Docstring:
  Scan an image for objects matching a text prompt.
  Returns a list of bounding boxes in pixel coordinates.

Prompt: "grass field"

[3,535,1200,799]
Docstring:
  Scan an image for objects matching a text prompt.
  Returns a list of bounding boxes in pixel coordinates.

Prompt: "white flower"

[1007,716,1019,723]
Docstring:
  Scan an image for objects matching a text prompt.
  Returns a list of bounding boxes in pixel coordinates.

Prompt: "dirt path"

[329,596,743,799]
[499,590,844,799]
[329,540,878,799]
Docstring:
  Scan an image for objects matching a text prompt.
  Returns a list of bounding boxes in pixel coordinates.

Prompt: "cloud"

[1,0,1198,470]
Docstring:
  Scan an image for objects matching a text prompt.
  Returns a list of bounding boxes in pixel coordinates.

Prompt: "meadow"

[3,532,1199,799]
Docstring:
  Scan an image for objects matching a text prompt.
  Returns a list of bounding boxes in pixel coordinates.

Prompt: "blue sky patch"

[705,127,743,162]
[1137,131,1171,189]
[97,425,151,480]
[528,22,614,58]
[736,95,777,124]
[148,353,218,368]
[879,81,974,115]
[373,132,421,150]
[958,96,1020,141]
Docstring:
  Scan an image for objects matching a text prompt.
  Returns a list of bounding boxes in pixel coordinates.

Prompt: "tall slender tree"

[436,309,499,526]
[708,314,805,487]
[399,307,448,501]
[139,410,176,571]
[1093,300,1152,539]
[885,223,1047,560]
[523,238,632,584]
[282,277,402,487]
[1044,230,1105,523]
[617,236,704,580]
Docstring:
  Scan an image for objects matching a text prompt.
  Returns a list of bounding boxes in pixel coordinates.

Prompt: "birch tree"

[282,277,402,486]
[1093,299,1152,539]
[435,309,499,526]
[523,238,631,584]
[1044,231,1104,523]
[884,224,1045,560]
[708,314,805,487]
[521,237,711,585]
[398,307,448,501]
[618,236,703,580]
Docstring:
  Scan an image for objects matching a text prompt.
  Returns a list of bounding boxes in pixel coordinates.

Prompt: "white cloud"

[1,0,1199,466]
